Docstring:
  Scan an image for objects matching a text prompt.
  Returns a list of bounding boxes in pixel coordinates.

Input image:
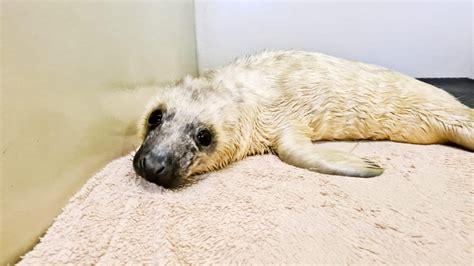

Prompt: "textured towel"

[20,141,473,264]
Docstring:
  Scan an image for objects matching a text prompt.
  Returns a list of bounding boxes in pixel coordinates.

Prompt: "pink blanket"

[20,141,473,264]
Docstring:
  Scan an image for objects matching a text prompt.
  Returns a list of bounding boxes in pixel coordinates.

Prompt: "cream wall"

[0,1,197,263]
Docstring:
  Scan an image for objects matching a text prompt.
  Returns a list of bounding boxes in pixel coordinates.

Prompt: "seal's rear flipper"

[275,130,384,177]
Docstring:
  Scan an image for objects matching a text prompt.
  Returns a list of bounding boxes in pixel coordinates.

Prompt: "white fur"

[139,50,473,177]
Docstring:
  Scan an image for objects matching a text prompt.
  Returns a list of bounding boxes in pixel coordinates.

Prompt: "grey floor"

[419,78,474,108]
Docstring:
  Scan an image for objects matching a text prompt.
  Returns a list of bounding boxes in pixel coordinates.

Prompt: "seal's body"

[133,50,473,187]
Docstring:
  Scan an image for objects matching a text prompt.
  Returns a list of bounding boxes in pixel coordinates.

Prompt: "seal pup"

[132,50,473,187]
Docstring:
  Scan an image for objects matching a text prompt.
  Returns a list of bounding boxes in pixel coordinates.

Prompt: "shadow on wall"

[0,1,197,264]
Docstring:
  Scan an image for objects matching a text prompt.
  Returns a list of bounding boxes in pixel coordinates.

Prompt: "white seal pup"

[133,50,473,187]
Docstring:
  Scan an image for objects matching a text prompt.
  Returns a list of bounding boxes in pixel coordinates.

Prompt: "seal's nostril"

[155,165,165,175]
[141,158,147,172]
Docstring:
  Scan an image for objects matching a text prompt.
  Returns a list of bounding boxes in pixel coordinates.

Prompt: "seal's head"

[133,76,239,188]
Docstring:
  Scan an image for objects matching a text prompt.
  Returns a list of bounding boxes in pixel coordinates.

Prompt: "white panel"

[195,1,473,78]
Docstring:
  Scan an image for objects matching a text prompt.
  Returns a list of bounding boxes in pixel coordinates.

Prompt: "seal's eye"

[196,129,212,146]
[147,109,163,129]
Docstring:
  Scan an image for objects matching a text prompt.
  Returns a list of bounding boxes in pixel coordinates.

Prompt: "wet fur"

[138,50,473,178]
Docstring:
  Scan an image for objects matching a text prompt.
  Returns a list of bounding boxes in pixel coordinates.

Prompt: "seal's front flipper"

[275,131,384,177]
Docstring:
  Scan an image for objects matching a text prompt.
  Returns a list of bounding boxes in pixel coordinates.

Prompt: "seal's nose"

[133,152,176,187]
